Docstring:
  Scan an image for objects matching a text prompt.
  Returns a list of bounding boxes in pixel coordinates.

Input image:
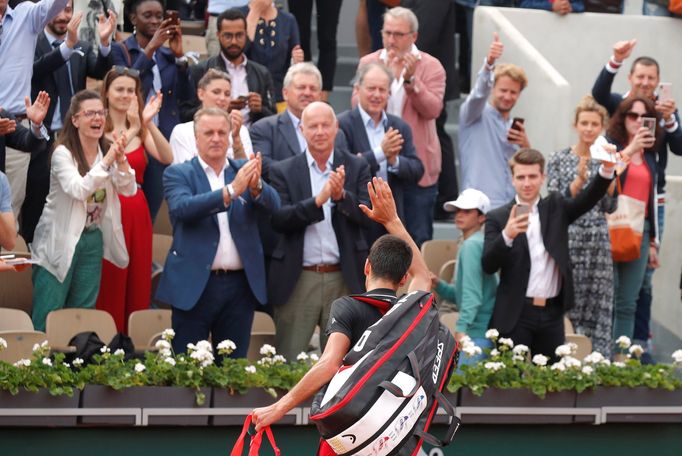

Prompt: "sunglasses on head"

[113,66,140,79]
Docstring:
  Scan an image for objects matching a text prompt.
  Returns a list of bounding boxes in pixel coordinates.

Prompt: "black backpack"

[310,291,460,456]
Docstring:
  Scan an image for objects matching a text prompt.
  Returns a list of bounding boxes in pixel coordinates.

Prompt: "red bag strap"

[230,415,281,456]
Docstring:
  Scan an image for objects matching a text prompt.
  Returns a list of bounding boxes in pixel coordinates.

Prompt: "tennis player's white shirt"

[170,121,254,164]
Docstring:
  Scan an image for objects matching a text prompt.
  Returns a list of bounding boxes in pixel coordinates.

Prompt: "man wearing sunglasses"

[23,0,116,244]
[592,39,682,363]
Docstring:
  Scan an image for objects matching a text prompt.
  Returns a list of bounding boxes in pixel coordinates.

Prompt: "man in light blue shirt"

[458,32,531,209]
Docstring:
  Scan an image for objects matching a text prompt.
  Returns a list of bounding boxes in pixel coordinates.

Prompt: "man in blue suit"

[249,62,348,182]
[338,62,424,243]
[156,107,280,358]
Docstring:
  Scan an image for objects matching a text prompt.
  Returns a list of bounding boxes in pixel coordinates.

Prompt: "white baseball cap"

[443,189,491,214]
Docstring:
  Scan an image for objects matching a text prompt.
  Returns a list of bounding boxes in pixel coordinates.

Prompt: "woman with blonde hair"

[31,90,136,331]
[95,66,172,332]
[547,95,616,356]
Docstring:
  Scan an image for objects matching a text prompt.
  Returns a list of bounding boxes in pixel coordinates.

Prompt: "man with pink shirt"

[354,6,445,246]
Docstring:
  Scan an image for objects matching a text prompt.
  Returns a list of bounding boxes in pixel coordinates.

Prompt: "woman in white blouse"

[30,90,137,331]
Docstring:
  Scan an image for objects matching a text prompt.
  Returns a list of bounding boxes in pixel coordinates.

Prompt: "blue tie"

[53,40,74,120]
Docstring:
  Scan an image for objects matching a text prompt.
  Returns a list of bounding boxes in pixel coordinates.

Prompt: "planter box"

[0,389,80,426]
[430,390,459,425]
[458,388,576,424]
[576,387,682,423]
[80,385,211,426]
[211,388,299,426]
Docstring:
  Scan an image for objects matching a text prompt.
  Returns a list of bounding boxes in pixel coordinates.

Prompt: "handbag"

[606,178,645,262]
[230,415,281,456]
[670,0,682,14]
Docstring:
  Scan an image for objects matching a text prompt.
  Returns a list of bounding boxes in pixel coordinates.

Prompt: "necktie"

[53,40,74,120]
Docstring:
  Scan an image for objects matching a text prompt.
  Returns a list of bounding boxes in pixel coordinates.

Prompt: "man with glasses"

[354,6,445,248]
[190,8,276,127]
[24,0,115,244]
[591,39,682,363]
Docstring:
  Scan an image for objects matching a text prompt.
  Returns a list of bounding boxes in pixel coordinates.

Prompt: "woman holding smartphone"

[606,96,661,351]
[96,66,173,332]
[31,90,136,332]
[547,95,616,357]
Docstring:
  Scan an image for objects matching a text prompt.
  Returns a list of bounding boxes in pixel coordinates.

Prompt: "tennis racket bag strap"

[309,291,460,456]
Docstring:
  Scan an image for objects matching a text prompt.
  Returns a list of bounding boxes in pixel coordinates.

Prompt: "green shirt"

[435,230,498,338]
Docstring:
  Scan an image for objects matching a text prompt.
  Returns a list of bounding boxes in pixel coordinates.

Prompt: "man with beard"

[250,62,347,182]
[24,0,115,244]
[111,0,194,220]
[190,8,276,127]
[459,32,531,210]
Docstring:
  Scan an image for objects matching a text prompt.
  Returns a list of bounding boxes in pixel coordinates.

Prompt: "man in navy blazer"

[156,108,280,358]
[338,62,424,243]
[249,62,348,182]
[111,9,195,220]
[268,102,371,361]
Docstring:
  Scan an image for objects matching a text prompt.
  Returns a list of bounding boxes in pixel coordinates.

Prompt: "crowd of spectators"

[0,0,680,365]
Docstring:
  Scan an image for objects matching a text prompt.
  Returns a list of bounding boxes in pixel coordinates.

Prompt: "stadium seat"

[45,308,117,350]
[0,330,48,364]
[128,309,172,351]
[439,312,459,337]
[0,308,34,331]
[247,312,276,361]
[153,200,173,235]
[420,240,458,276]
[566,333,593,360]
[152,233,173,266]
[0,258,33,314]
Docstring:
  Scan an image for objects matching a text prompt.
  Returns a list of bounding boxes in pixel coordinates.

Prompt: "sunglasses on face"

[625,111,647,121]
[113,66,140,79]
[77,109,108,119]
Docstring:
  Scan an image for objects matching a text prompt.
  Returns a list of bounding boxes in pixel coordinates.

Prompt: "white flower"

[615,335,631,350]
[257,357,273,366]
[72,358,84,367]
[32,343,41,352]
[245,365,257,374]
[490,349,500,358]
[134,363,146,373]
[583,351,605,365]
[672,349,682,365]
[296,352,309,361]
[161,328,175,341]
[189,349,214,368]
[155,340,171,350]
[310,354,319,362]
[114,349,125,356]
[14,359,31,367]
[532,354,548,366]
[459,334,472,345]
[100,345,111,354]
[462,344,482,358]
[613,361,626,368]
[272,355,287,364]
[63,362,70,368]
[498,337,514,348]
[485,329,499,340]
[555,344,574,357]
[512,344,529,356]
[563,356,581,369]
[217,339,237,355]
[550,362,566,371]
[484,361,505,372]
[512,354,525,362]
[195,340,212,352]
[0,337,6,351]
[259,344,277,357]
[581,366,594,375]
[628,345,644,358]
[164,357,176,366]
[42,357,52,367]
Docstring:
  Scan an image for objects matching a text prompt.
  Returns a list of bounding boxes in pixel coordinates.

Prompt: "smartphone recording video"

[515,204,530,217]
[642,117,657,136]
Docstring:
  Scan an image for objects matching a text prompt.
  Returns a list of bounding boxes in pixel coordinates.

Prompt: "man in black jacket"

[188,8,276,126]
[24,1,114,243]
[482,149,615,358]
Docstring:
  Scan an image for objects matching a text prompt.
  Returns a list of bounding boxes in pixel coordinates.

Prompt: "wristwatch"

[227,183,237,201]
[256,178,263,192]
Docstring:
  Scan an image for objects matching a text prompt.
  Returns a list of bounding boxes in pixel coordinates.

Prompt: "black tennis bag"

[310,290,460,456]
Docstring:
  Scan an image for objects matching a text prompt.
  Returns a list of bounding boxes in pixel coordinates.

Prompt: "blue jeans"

[613,223,651,345]
[634,203,664,342]
[171,270,257,360]
[404,183,438,247]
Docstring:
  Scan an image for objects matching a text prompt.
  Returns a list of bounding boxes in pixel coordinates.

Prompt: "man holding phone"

[482,149,615,359]
[592,39,682,362]
[459,32,531,210]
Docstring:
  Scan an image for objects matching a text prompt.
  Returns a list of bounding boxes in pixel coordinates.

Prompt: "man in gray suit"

[249,62,347,182]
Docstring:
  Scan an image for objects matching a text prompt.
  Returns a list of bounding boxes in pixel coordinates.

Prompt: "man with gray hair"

[267,101,371,361]
[354,6,445,247]
[250,62,347,181]
[156,107,280,359]
[338,62,423,244]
